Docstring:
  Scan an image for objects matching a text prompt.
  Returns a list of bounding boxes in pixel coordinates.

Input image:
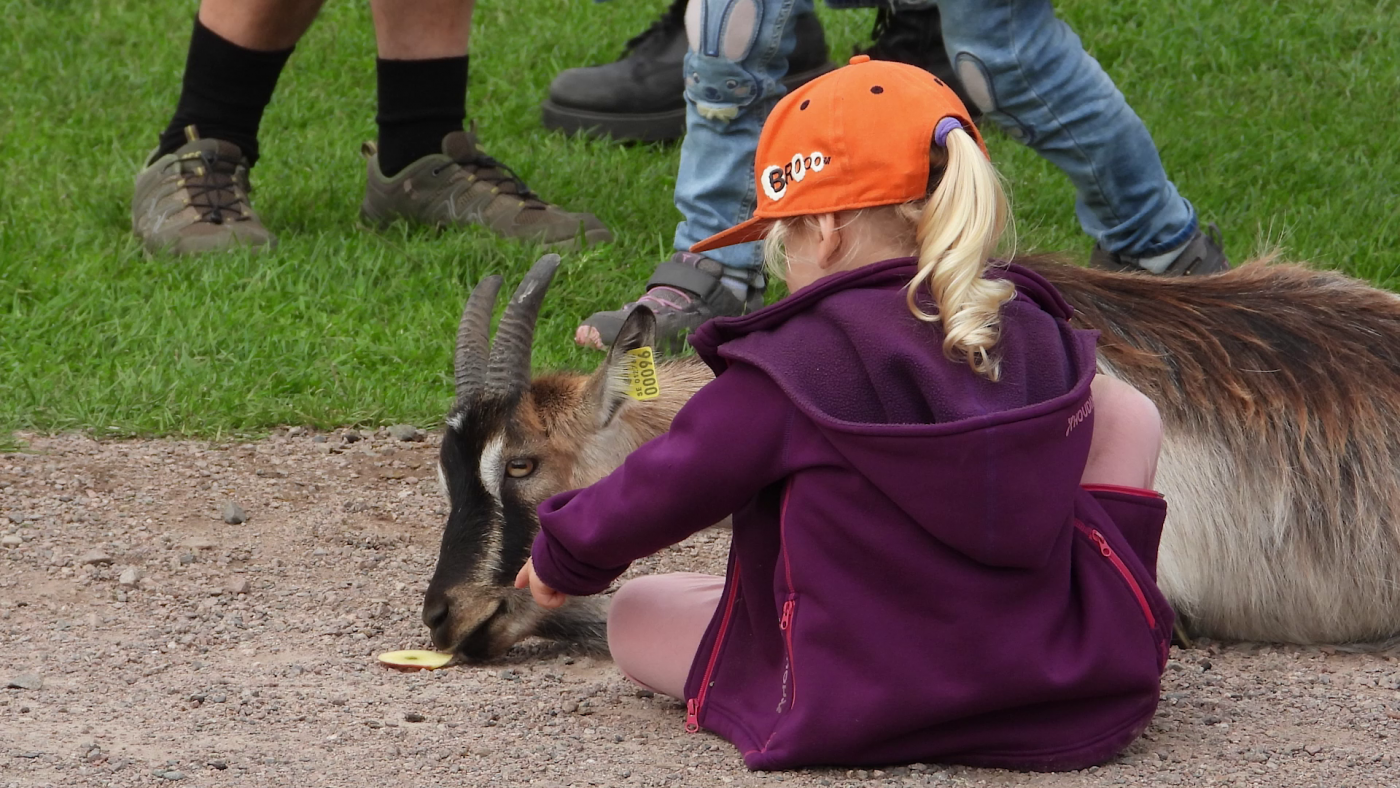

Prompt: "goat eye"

[505,458,536,478]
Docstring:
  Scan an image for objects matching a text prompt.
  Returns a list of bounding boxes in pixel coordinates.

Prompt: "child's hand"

[514,558,568,609]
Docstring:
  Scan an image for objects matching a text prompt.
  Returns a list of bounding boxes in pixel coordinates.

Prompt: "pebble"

[388,424,423,442]
[1,535,20,547]
[118,568,140,586]
[312,435,328,443]
[6,673,43,690]
[221,502,246,524]
[79,550,112,565]
[404,712,426,723]
[226,577,251,595]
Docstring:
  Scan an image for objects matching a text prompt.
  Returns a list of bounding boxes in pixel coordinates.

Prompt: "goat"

[423,253,1400,659]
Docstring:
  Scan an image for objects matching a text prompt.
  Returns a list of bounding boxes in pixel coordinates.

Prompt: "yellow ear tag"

[623,347,661,401]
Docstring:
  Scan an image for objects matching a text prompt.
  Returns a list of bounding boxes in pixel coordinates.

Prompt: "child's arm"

[515,558,566,609]
[528,362,795,597]
[1083,374,1162,490]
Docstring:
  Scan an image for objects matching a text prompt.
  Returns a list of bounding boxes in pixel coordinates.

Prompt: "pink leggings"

[609,375,1163,699]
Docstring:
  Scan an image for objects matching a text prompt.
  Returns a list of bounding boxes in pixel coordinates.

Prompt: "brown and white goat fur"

[424,253,1400,660]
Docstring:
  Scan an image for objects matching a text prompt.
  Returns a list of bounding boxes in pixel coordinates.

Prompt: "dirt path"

[2,432,1398,788]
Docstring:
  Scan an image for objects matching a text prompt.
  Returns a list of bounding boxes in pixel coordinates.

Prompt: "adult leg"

[608,573,724,699]
[1081,375,1162,490]
[576,0,807,352]
[134,0,319,255]
[361,0,612,248]
[158,0,323,165]
[934,0,1224,274]
[542,0,831,144]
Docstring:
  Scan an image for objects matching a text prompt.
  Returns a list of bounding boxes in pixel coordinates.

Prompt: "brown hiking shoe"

[131,127,275,255]
[361,129,613,250]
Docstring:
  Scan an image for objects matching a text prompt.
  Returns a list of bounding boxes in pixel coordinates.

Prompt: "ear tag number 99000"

[624,347,660,401]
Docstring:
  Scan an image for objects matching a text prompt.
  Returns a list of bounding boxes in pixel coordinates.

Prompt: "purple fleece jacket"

[531,258,1172,772]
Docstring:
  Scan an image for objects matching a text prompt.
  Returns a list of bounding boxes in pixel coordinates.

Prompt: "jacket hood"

[690,259,1100,568]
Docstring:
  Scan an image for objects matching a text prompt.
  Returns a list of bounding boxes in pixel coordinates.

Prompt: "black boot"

[543,0,833,143]
[859,4,980,122]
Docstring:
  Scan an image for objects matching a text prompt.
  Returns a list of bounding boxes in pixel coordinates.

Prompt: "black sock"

[157,17,293,167]
[375,55,469,177]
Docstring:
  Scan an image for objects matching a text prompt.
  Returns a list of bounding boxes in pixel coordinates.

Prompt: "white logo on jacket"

[1066,396,1095,436]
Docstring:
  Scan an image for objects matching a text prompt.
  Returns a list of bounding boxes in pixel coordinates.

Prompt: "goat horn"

[486,254,562,396]
[455,274,503,401]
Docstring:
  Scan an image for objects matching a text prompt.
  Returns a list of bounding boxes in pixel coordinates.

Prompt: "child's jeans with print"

[674,0,1198,266]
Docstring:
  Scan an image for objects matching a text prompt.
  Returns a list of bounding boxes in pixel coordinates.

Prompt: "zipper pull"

[1090,530,1113,558]
[779,599,795,630]
[685,699,700,733]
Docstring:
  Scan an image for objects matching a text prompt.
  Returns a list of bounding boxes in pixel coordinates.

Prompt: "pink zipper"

[1080,483,1164,499]
[778,486,798,712]
[687,561,742,734]
[778,597,797,713]
[1074,520,1156,629]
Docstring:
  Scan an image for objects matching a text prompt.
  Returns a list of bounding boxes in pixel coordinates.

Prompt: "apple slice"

[377,649,454,671]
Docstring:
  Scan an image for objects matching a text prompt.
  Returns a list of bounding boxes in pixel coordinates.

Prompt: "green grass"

[1,0,1398,438]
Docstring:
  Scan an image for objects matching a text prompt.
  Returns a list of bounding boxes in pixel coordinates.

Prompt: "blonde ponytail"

[903,127,1015,380]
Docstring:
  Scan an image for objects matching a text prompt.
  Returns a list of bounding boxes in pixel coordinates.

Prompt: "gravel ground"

[3,431,1400,788]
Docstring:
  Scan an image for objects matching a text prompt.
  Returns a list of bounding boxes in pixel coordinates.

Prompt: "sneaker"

[361,128,612,249]
[1089,224,1230,277]
[542,1,834,143]
[576,252,765,354]
[131,126,275,255]
[858,5,980,122]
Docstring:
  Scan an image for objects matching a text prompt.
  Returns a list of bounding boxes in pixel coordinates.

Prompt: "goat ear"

[608,305,658,356]
[591,306,659,428]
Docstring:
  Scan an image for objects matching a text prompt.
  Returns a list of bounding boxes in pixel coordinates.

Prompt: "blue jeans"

[673,0,810,272]
[674,0,1198,270]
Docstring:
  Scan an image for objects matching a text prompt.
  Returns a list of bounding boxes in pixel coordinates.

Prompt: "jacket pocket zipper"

[687,560,742,734]
[777,485,798,713]
[777,596,797,713]
[1081,483,1164,499]
[1074,520,1158,631]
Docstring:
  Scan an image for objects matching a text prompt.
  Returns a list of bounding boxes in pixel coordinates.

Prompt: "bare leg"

[198,0,326,51]
[608,573,723,700]
[370,0,476,59]
[1082,375,1162,490]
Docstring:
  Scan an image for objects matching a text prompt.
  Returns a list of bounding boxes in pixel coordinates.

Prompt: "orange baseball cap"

[691,55,987,253]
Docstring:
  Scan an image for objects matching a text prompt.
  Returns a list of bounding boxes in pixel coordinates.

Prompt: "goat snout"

[421,586,513,657]
[421,593,450,633]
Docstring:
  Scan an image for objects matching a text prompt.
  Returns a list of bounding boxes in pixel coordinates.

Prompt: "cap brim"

[690,215,775,253]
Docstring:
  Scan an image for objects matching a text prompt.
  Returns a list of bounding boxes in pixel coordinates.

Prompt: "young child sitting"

[517,56,1173,772]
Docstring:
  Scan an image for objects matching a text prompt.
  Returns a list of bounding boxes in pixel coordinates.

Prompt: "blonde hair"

[905,127,1015,379]
[763,126,1016,380]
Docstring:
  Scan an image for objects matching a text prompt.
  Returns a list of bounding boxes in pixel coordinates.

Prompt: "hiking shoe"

[858,4,979,122]
[542,2,834,143]
[1089,224,1230,277]
[576,252,765,354]
[131,127,275,255]
[361,129,612,250]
